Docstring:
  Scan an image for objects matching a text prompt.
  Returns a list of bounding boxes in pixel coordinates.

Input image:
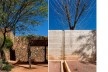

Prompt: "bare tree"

[50,0,95,30]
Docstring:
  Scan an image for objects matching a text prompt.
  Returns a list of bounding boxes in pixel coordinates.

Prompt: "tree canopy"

[0,0,48,60]
[0,0,47,34]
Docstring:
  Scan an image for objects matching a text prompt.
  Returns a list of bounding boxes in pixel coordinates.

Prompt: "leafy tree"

[0,0,47,68]
[0,0,47,49]
[0,0,47,51]
[4,37,13,49]
[1,37,13,62]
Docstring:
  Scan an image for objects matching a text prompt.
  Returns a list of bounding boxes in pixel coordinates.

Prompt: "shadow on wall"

[73,30,96,64]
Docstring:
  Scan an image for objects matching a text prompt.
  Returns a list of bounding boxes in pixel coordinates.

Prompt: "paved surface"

[66,61,96,72]
[49,61,61,72]
[11,64,48,72]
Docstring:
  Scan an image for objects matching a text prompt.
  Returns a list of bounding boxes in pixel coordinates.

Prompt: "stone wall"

[1,30,48,62]
[48,30,96,61]
[0,29,48,62]
[30,46,48,62]
[12,37,48,62]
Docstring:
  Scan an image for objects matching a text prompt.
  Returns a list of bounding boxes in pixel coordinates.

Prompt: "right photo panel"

[49,0,96,72]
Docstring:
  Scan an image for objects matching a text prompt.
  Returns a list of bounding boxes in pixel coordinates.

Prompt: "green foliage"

[0,0,47,33]
[0,0,47,50]
[4,37,13,49]
[0,59,2,70]
[0,37,13,49]
[2,63,13,71]
[0,37,3,46]
[0,59,2,65]
[0,59,13,71]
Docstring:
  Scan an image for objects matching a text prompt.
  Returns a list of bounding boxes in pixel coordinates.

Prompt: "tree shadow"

[16,65,36,69]
[36,64,48,67]
[13,63,48,69]
[73,30,96,64]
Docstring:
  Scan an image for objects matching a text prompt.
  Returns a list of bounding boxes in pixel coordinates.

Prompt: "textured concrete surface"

[48,30,64,60]
[48,30,96,60]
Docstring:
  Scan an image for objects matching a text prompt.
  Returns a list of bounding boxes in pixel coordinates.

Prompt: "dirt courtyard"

[48,61,96,72]
[49,61,61,72]
[66,61,96,72]
[10,64,48,72]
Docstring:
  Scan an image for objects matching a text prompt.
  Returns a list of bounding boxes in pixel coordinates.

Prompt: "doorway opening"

[10,48,16,61]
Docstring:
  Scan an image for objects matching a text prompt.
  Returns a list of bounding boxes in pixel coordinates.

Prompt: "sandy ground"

[48,61,96,72]
[66,61,96,72]
[10,64,48,72]
[49,61,61,72]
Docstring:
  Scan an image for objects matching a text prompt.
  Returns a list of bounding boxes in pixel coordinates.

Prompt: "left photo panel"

[0,0,48,72]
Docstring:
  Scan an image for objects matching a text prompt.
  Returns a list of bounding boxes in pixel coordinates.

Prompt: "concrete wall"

[48,30,64,60]
[48,30,96,60]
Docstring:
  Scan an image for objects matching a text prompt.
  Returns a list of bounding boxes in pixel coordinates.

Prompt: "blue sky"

[16,0,96,36]
[49,0,96,30]
[16,20,48,36]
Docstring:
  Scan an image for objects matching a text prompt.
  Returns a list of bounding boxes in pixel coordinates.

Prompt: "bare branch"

[50,0,95,30]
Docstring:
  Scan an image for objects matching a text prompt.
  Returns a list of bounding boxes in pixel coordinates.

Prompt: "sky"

[49,0,96,30]
[16,20,48,36]
[16,0,96,36]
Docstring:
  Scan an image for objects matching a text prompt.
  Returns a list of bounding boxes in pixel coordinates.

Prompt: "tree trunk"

[0,28,6,62]
[28,44,31,68]
[0,31,6,51]
[70,26,75,30]
[1,50,6,62]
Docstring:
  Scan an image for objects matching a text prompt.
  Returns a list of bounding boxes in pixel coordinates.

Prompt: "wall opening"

[10,48,16,61]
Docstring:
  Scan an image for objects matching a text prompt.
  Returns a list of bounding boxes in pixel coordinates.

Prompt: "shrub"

[0,60,13,71]
[0,59,2,70]
[2,63,13,71]
[4,37,13,49]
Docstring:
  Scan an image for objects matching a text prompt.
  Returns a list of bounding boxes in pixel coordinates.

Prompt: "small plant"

[0,59,3,70]
[2,62,13,71]
[0,60,13,71]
